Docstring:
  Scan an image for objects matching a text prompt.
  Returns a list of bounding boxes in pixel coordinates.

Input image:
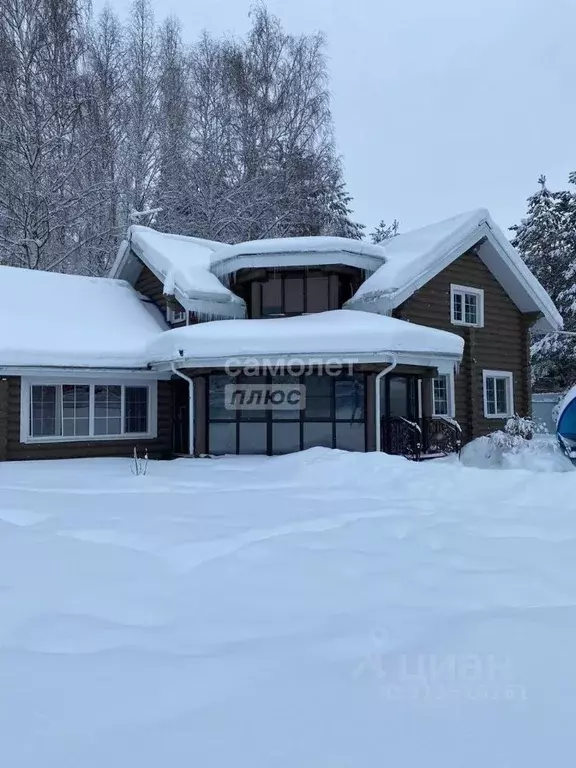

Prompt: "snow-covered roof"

[146,309,464,372]
[346,209,563,332]
[0,266,167,369]
[210,235,386,278]
[111,226,245,319]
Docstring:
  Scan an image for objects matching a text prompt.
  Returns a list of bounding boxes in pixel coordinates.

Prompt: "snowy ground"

[0,449,575,766]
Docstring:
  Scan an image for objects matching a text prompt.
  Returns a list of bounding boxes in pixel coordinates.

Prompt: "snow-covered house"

[0,209,561,461]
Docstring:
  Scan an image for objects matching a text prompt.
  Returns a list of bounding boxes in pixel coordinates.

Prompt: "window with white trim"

[483,370,514,418]
[432,374,454,417]
[25,382,155,442]
[450,285,484,327]
[167,306,187,324]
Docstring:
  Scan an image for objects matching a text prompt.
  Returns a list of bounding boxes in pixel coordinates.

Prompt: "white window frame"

[432,372,456,418]
[482,370,514,419]
[167,306,187,324]
[450,284,484,328]
[20,377,157,444]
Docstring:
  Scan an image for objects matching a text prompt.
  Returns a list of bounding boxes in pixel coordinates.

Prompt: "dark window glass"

[62,385,90,437]
[464,293,478,324]
[271,422,301,454]
[93,385,121,435]
[30,385,61,437]
[209,375,236,420]
[237,375,268,421]
[335,423,365,451]
[306,275,330,313]
[495,378,508,413]
[389,377,409,418]
[239,422,267,454]
[433,376,449,416]
[303,422,333,449]
[335,377,364,421]
[284,276,304,314]
[261,278,283,316]
[209,422,237,454]
[453,292,463,322]
[270,374,303,420]
[304,375,332,419]
[124,386,148,434]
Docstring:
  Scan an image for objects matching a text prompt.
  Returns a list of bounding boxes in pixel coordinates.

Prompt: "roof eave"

[150,349,463,373]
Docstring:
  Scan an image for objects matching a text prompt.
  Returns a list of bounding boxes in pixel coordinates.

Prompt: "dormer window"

[450,285,484,328]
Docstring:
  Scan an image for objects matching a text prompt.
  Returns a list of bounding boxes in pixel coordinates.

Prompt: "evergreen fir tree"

[511,175,576,391]
[370,219,399,244]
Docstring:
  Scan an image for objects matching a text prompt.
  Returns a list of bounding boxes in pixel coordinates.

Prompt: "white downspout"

[170,363,195,456]
[374,356,398,452]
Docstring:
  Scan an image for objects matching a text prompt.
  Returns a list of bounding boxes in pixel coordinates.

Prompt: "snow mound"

[3,451,576,766]
[461,434,573,472]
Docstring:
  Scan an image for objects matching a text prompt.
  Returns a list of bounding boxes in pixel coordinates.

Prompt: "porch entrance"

[380,374,461,459]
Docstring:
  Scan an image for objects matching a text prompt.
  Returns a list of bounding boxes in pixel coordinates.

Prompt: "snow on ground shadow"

[0,448,575,767]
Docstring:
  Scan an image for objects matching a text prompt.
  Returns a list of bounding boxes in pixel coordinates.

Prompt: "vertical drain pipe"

[374,356,398,452]
[171,363,195,456]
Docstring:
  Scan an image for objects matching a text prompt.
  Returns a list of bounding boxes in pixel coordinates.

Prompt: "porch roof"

[147,309,464,372]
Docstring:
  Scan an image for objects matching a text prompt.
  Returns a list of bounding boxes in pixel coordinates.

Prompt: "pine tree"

[370,219,399,244]
[511,175,576,391]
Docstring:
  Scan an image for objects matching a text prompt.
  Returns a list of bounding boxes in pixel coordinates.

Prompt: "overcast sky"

[102,0,575,235]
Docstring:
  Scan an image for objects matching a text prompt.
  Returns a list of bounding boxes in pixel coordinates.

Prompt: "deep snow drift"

[0,449,575,767]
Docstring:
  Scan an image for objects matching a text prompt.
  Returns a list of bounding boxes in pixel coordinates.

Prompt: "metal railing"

[381,416,462,460]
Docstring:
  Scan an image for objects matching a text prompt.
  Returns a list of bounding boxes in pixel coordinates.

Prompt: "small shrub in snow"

[461,416,572,472]
[131,447,149,476]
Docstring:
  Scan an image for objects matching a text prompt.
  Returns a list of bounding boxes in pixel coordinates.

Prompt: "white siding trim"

[432,372,456,418]
[482,369,514,419]
[450,284,485,328]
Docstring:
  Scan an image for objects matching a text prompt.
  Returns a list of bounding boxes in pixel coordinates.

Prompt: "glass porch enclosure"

[201,369,459,457]
[206,371,367,455]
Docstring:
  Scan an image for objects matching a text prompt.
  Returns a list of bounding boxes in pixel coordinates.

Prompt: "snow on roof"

[347,209,563,332]
[146,309,464,370]
[0,266,167,368]
[128,226,239,305]
[210,235,386,277]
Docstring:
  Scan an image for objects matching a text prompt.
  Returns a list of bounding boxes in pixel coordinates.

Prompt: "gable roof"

[110,226,245,319]
[0,266,167,369]
[345,209,562,332]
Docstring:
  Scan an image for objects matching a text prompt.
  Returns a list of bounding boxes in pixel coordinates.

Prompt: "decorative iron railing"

[381,416,462,460]
[381,416,422,460]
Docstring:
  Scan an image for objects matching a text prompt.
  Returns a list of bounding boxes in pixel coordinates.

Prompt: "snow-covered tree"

[511,175,576,391]
[370,219,399,244]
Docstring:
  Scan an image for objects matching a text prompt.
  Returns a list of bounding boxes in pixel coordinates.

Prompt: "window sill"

[450,319,484,329]
[483,413,512,419]
[22,433,156,445]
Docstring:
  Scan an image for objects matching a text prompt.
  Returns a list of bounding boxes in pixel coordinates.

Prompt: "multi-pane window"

[433,375,451,417]
[483,371,513,418]
[207,372,366,455]
[94,385,122,436]
[27,383,152,440]
[62,385,90,437]
[451,285,484,327]
[249,271,354,318]
[30,385,60,438]
[167,307,187,324]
